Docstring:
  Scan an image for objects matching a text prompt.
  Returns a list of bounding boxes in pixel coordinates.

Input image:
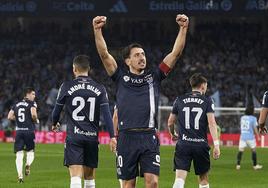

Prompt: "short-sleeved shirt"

[172,91,214,146]
[12,99,37,132]
[240,115,257,141]
[111,66,166,130]
[56,76,108,141]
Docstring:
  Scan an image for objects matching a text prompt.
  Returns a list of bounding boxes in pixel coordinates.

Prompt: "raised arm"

[207,113,220,160]
[163,14,189,69]
[92,16,117,76]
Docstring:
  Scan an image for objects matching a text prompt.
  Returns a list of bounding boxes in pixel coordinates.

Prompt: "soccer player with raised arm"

[236,106,262,170]
[258,91,268,134]
[168,73,220,188]
[7,87,39,183]
[51,55,116,188]
[93,14,188,188]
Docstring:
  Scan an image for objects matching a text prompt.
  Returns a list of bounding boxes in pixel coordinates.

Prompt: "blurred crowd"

[0,18,267,132]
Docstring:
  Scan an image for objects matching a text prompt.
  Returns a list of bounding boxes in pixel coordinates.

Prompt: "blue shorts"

[64,137,99,168]
[116,130,160,180]
[174,143,210,175]
[14,131,35,153]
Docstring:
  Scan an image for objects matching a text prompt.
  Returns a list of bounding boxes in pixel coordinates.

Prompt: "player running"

[8,87,39,183]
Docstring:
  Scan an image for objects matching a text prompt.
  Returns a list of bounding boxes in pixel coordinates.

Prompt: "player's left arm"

[7,109,15,121]
[167,113,178,141]
[162,14,189,71]
[30,105,39,124]
[207,113,220,160]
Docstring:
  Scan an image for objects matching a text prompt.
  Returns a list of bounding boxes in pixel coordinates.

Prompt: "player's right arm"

[258,91,268,134]
[51,84,66,131]
[7,109,15,121]
[207,113,220,160]
[167,113,178,141]
[92,16,117,76]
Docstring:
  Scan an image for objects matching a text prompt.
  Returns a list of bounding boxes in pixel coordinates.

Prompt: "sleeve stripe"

[56,102,64,106]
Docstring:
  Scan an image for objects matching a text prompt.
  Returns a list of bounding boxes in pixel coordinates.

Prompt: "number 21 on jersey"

[72,96,96,122]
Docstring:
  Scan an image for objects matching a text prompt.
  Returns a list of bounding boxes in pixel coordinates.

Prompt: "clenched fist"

[176,14,189,28]
[92,16,107,30]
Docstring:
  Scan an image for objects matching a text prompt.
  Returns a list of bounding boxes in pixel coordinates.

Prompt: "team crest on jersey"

[123,75,130,82]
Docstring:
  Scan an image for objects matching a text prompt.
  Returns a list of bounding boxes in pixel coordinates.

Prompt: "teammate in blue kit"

[51,55,116,188]
[168,73,220,188]
[93,14,188,188]
[236,106,262,170]
[8,87,39,183]
[258,91,268,134]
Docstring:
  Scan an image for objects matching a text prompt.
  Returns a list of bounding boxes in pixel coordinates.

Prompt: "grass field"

[0,143,268,188]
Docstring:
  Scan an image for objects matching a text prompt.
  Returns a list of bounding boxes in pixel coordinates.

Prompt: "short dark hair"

[73,55,90,72]
[122,43,143,60]
[245,106,254,115]
[24,87,35,97]
[189,73,207,88]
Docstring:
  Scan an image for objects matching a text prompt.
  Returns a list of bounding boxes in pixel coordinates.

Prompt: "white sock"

[26,151,34,166]
[119,179,123,188]
[84,179,95,188]
[16,151,24,178]
[199,184,209,188]
[173,178,185,188]
[71,176,81,188]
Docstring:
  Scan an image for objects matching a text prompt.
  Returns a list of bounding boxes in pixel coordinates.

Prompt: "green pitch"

[0,143,267,188]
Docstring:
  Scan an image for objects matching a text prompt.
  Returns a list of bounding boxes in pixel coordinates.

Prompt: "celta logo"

[110,0,128,13]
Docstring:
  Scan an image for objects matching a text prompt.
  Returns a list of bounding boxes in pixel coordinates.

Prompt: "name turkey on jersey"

[123,73,153,86]
[67,83,101,96]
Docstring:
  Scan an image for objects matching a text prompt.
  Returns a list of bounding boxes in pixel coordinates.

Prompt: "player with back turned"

[7,87,39,183]
[168,73,220,188]
[93,14,189,188]
[51,55,116,188]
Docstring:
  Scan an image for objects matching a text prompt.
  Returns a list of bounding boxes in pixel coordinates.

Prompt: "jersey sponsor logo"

[15,127,29,131]
[123,74,154,84]
[67,83,101,96]
[74,126,97,137]
[183,97,204,104]
[182,134,206,143]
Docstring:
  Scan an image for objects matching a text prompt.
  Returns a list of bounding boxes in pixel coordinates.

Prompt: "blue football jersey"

[111,66,166,130]
[12,99,37,132]
[240,115,257,141]
[56,76,108,141]
[172,91,214,145]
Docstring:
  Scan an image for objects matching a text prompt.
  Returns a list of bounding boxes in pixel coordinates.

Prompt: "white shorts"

[239,139,256,149]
